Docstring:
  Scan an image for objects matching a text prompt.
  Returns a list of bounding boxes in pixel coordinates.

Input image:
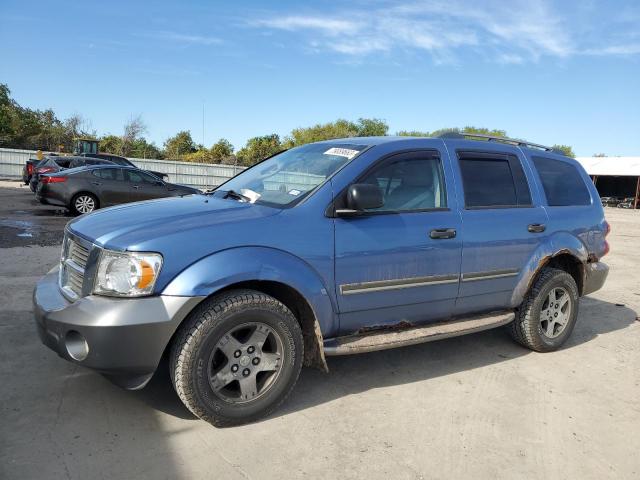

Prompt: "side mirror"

[336,184,383,216]
[155,180,164,186]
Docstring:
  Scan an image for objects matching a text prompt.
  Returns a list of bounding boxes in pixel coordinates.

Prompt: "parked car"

[600,196,622,207]
[34,135,609,427]
[36,164,200,214]
[28,157,74,192]
[29,156,115,193]
[80,152,168,180]
[617,197,636,209]
[22,153,61,185]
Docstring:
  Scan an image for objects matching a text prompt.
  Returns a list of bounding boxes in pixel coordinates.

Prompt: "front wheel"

[170,290,304,427]
[508,267,579,352]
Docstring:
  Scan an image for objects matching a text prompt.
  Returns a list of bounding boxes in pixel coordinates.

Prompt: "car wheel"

[507,267,579,352]
[171,289,304,427]
[72,193,98,215]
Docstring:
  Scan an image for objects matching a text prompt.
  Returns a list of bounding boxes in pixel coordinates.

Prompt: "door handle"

[528,223,546,233]
[429,228,457,239]
[91,181,101,186]
[133,185,140,189]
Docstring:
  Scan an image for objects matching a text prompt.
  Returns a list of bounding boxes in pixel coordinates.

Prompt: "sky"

[1,0,639,156]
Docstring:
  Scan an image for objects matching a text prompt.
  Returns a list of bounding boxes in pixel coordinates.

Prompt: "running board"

[323,310,515,356]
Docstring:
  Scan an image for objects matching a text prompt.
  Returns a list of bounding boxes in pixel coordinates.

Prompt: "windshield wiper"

[222,189,251,202]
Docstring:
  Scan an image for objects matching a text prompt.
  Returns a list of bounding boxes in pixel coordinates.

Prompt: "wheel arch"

[162,247,337,372]
[511,234,589,307]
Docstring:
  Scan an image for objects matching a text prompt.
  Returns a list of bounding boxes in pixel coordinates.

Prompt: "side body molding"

[509,231,588,307]
[162,246,338,338]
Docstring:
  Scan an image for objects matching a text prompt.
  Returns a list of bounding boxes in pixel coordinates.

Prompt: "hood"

[68,194,280,250]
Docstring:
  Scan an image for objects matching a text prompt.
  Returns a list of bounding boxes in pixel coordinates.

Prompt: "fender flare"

[162,246,338,370]
[510,232,588,307]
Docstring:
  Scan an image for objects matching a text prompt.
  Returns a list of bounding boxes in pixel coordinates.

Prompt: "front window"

[215,143,369,207]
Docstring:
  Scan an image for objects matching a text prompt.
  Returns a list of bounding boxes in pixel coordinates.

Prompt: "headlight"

[94,250,163,297]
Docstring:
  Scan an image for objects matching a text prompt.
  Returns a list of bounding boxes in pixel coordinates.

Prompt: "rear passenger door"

[452,148,549,315]
[91,168,128,206]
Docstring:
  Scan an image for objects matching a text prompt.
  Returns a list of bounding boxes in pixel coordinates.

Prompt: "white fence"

[0,148,245,189]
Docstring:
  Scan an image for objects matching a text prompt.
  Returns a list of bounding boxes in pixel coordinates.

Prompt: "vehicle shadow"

[129,298,636,422]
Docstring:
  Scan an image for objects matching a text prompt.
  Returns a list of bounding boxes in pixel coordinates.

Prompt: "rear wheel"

[71,193,98,215]
[508,267,579,352]
[171,290,304,427]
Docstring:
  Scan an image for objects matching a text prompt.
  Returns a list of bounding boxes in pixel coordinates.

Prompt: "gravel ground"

[0,183,638,479]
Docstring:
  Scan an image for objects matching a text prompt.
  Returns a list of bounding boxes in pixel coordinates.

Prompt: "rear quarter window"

[458,152,532,208]
[532,157,591,206]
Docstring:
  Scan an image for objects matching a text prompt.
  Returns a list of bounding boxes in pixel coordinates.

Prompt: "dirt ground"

[0,181,638,479]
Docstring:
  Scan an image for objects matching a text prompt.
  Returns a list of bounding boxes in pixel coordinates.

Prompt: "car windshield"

[215,143,369,207]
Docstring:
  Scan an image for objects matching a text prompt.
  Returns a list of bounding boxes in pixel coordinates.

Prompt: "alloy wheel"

[540,287,572,338]
[75,195,95,214]
[208,322,284,404]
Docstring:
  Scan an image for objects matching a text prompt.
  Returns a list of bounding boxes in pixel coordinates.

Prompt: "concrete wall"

[0,148,245,189]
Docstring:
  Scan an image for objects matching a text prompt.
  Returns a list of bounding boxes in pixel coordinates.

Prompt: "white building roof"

[575,157,640,176]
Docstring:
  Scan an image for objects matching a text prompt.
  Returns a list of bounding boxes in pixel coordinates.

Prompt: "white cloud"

[250,0,639,64]
[148,31,223,46]
[255,16,360,36]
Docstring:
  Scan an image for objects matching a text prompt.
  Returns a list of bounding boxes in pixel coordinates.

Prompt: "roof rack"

[438,132,556,152]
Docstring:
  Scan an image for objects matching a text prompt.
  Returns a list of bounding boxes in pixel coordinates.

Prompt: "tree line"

[0,83,575,165]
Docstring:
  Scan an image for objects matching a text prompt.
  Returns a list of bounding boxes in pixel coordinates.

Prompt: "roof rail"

[438,132,556,152]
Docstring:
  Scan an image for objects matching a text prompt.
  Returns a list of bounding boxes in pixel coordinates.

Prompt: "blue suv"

[33,134,609,426]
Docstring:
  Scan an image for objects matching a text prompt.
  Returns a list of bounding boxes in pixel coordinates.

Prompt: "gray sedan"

[36,164,201,215]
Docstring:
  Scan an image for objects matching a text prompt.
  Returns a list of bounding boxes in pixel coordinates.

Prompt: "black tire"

[170,289,304,427]
[508,267,579,352]
[71,192,98,215]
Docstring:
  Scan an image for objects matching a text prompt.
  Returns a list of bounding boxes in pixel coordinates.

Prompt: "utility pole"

[202,102,205,148]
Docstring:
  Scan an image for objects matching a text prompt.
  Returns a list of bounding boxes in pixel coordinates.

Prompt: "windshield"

[216,143,368,207]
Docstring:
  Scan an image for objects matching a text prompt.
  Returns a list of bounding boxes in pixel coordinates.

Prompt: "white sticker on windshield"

[288,189,301,196]
[323,147,360,159]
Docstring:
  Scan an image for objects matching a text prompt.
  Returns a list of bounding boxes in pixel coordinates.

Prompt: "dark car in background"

[29,156,114,192]
[36,164,200,214]
[617,197,637,209]
[80,153,168,180]
[600,196,622,207]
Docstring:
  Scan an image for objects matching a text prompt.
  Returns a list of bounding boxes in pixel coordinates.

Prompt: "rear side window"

[532,157,591,206]
[458,152,532,208]
[93,168,123,181]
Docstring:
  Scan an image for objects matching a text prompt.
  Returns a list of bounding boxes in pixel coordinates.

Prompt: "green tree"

[355,117,388,136]
[236,134,282,166]
[99,135,123,154]
[129,138,162,159]
[164,130,196,159]
[552,144,575,158]
[210,138,234,163]
[396,130,430,137]
[284,119,357,148]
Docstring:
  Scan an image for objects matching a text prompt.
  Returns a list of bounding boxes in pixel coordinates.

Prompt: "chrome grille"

[69,241,89,269]
[59,234,91,300]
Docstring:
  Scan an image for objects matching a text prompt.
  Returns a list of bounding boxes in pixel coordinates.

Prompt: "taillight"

[41,176,67,184]
[27,163,34,174]
[602,220,611,257]
[37,167,55,174]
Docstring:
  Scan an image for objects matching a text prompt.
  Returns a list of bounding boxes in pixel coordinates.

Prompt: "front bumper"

[582,261,609,296]
[33,267,203,389]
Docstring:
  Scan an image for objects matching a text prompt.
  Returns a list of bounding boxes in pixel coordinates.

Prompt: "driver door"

[333,149,463,335]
